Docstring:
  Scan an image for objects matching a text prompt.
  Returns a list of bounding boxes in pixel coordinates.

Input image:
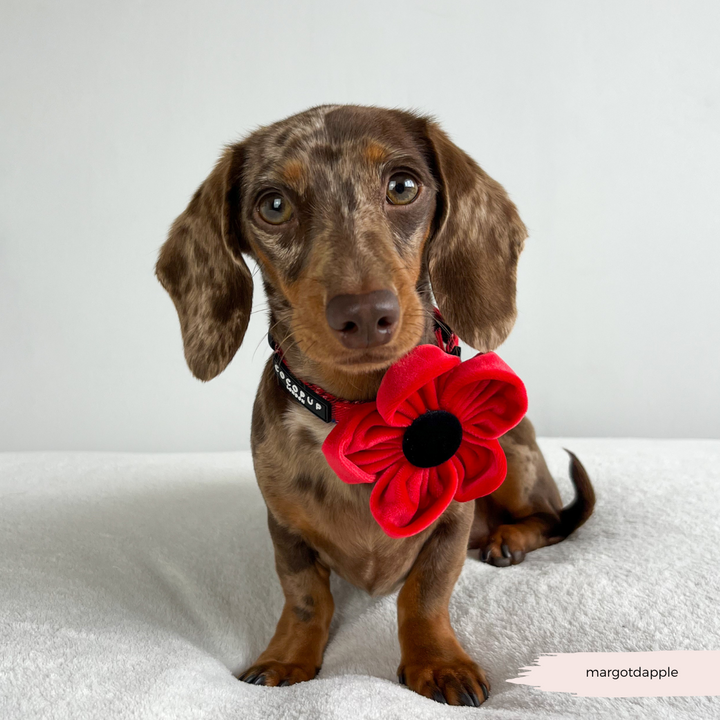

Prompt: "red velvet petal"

[347,447,405,475]
[453,437,508,502]
[342,405,403,455]
[376,345,461,427]
[322,403,384,484]
[441,352,527,439]
[369,459,459,538]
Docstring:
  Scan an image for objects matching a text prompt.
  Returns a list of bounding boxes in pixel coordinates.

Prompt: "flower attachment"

[322,344,528,538]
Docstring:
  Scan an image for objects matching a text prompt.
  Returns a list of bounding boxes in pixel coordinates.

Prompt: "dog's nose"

[325,290,400,349]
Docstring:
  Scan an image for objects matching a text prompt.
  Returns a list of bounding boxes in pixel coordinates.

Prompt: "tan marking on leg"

[397,505,489,706]
[237,516,334,687]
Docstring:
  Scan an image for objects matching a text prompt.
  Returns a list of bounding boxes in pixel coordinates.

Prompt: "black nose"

[325,290,400,349]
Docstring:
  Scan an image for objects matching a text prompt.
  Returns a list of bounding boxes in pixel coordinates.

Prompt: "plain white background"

[1,0,718,451]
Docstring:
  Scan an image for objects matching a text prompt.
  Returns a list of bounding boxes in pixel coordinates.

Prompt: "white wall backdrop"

[1,0,719,451]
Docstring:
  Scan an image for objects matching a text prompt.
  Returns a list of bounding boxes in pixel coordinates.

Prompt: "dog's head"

[157,105,527,384]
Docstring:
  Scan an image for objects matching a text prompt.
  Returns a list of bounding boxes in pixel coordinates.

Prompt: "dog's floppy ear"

[422,121,527,352]
[156,144,253,381]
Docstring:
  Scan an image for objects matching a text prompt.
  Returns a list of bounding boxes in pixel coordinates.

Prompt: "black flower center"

[402,410,463,468]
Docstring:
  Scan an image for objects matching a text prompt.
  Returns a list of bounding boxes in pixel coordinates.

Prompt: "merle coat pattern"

[156,105,595,707]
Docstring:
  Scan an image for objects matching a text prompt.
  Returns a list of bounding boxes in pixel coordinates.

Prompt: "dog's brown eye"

[258,192,293,225]
[387,173,419,205]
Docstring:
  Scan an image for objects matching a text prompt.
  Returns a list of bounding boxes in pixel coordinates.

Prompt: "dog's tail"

[548,449,596,543]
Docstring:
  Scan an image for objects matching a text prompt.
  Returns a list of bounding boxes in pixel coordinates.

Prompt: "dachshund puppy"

[156,105,595,707]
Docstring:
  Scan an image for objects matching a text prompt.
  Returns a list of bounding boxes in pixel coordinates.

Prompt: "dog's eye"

[258,192,293,225]
[387,173,419,205]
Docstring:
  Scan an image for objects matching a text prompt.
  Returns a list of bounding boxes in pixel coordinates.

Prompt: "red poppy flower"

[322,344,528,538]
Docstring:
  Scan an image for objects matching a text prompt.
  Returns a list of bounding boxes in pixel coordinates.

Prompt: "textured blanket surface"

[1,440,718,719]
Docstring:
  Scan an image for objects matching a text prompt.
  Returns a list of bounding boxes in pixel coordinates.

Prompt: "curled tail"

[548,449,596,542]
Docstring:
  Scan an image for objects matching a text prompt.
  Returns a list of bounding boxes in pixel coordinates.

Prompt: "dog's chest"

[275,405,427,595]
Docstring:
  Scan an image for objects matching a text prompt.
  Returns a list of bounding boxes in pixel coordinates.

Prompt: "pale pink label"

[507,651,720,697]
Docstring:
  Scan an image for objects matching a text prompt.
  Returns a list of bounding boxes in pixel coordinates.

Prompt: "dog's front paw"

[236,660,319,687]
[398,657,489,707]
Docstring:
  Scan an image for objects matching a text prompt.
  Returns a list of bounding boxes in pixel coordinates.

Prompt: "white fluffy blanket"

[1,440,719,719]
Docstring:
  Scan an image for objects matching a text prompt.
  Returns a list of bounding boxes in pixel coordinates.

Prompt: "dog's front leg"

[397,504,489,706]
[237,511,334,687]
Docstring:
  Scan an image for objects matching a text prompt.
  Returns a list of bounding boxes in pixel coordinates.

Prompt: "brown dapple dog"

[156,105,595,707]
